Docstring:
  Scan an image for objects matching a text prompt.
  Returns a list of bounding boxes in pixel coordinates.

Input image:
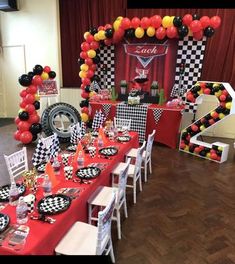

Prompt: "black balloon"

[189,145,195,153]
[105,28,114,38]
[18,111,29,121]
[178,25,189,39]
[216,106,224,113]
[213,86,220,92]
[218,84,225,90]
[204,27,215,37]
[214,117,220,122]
[80,99,89,108]
[18,74,32,87]
[206,83,213,88]
[192,14,201,20]
[32,134,37,142]
[33,101,40,110]
[93,56,100,64]
[30,123,42,135]
[78,58,85,65]
[223,109,230,115]
[216,150,222,157]
[28,71,35,79]
[212,145,218,150]
[199,150,206,157]
[89,27,98,36]
[125,28,135,38]
[85,86,91,93]
[205,114,211,120]
[48,71,56,79]
[204,120,210,128]
[33,64,44,75]
[226,95,232,101]
[173,16,182,27]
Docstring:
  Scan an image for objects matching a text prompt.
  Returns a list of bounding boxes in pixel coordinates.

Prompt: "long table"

[0,132,138,255]
[90,101,184,149]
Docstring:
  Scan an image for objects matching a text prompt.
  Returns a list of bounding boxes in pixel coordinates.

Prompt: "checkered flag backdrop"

[102,103,112,117]
[116,103,148,143]
[92,110,106,130]
[95,45,115,89]
[171,36,207,98]
[50,133,61,158]
[32,138,50,167]
[152,109,164,125]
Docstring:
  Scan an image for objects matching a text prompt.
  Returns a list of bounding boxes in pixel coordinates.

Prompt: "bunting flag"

[80,121,87,138]
[50,133,60,158]
[92,110,106,130]
[102,104,112,117]
[32,138,50,167]
[152,109,164,125]
[70,123,80,144]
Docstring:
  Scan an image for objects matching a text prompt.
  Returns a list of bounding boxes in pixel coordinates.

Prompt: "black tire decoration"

[41,102,81,143]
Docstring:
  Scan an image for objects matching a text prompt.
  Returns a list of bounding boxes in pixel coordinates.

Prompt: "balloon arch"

[78,14,221,124]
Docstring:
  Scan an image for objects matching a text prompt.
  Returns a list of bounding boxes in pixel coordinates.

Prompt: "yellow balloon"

[135,27,145,38]
[94,33,100,41]
[35,94,40,101]
[80,64,89,72]
[197,89,203,95]
[219,113,225,119]
[213,83,220,88]
[84,31,90,40]
[116,16,123,21]
[188,29,193,36]
[81,113,89,122]
[200,125,205,131]
[79,71,87,79]
[225,102,231,109]
[97,30,106,40]
[113,20,121,31]
[184,145,189,152]
[206,153,211,159]
[162,16,171,28]
[146,26,155,37]
[218,146,223,151]
[215,90,222,97]
[89,91,96,97]
[170,16,175,26]
[87,49,96,58]
[41,72,49,80]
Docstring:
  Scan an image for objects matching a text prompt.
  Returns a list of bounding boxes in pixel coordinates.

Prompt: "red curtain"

[59,2,235,89]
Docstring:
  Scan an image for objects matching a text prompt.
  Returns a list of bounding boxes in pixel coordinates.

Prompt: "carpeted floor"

[0,118,14,128]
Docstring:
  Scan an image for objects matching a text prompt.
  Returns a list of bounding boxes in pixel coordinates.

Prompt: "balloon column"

[180,82,234,162]
[14,65,56,144]
[78,14,221,123]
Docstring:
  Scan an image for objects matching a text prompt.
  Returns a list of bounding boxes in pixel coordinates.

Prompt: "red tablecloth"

[90,101,184,149]
[0,132,139,255]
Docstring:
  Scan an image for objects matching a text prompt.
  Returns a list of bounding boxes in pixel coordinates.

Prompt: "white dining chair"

[114,117,131,131]
[4,147,29,181]
[125,130,156,182]
[55,192,116,262]
[88,158,131,240]
[111,141,146,204]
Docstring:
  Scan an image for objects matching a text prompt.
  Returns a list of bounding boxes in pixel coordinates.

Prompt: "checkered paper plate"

[116,135,131,142]
[76,167,101,180]
[0,213,10,233]
[0,184,26,202]
[37,194,72,215]
[99,147,118,156]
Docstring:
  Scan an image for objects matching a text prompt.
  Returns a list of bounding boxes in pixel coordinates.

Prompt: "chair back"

[96,192,116,255]
[116,158,131,205]
[146,130,156,160]
[134,141,146,178]
[4,147,29,181]
[114,117,131,131]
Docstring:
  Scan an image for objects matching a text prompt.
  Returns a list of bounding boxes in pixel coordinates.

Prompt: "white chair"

[88,158,131,240]
[4,147,29,181]
[111,141,146,204]
[114,117,131,131]
[126,130,156,182]
[55,192,116,262]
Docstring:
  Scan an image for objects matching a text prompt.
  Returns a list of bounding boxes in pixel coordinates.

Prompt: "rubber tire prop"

[41,102,81,143]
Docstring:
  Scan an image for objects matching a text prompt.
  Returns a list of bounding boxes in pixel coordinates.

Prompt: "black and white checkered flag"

[50,133,60,158]
[32,138,50,167]
[152,109,164,125]
[102,104,111,117]
[92,110,106,130]
[81,121,86,138]
[70,123,80,144]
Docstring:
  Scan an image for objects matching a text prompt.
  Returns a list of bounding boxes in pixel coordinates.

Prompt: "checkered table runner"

[116,103,148,143]
[102,103,112,117]
[152,109,164,125]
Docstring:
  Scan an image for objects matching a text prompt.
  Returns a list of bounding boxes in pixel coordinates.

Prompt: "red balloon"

[140,17,151,29]
[210,16,221,29]
[115,28,125,38]
[14,130,22,141]
[131,17,140,29]
[204,88,211,94]
[81,42,90,51]
[20,89,27,98]
[98,26,104,31]
[25,104,35,114]
[193,30,203,40]
[200,16,210,29]
[25,94,35,104]
[28,113,40,124]
[121,18,131,30]
[104,24,112,30]
[190,20,202,33]
[43,66,51,73]
[150,15,162,28]
[26,85,37,94]
[183,14,193,26]
[194,147,201,154]
[85,58,93,66]
[210,153,218,160]
[89,64,97,71]
[32,75,43,86]
[86,69,94,78]
[80,84,86,90]
[20,131,33,144]
[186,92,195,102]
[82,78,91,86]
[208,119,215,125]
[19,100,27,109]
[155,27,166,40]
[80,51,88,59]
[221,90,228,96]
[191,124,199,132]
[219,94,226,101]
[18,121,30,132]
[104,39,112,46]
[81,107,89,115]
[86,35,94,43]
[15,117,21,125]
[90,41,99,50]
[81,91,89,99]
[180,141,186,149]
[166,26,177,38]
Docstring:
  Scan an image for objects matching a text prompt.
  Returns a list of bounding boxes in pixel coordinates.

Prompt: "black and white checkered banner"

[102,104,112,117]
[116,103,148,143]
[49,133,60,158]
[171,36,207,98]
[92,110,106,130]
[32,138,50,167]
[152,109,164,126]
[70,122,86,144]
[95,45,115,89]
[184,102,198,114]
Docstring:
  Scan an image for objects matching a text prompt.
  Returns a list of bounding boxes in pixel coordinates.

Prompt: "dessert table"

[0,132,138,255]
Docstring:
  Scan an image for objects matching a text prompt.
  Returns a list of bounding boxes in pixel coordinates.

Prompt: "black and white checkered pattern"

[76,167,101,179]
[152,108,164,125]
[37,194,71,215]
[102,103,112,117]
[95,45,115,89]
[70,123,80,144]
[88,147,96,158]
[0,213,9,232]
[92,110,106,130]
[184,102,198,114]
[116,103,148,143]
[0,184,26,202]
[172,36,207,98]
[81,121,86,137]
[24,194,36,213]
[64,166,73,180]
[99,147,118,156]
[32,138,50,167]
[50,133,60,158]
[116,135,131,142]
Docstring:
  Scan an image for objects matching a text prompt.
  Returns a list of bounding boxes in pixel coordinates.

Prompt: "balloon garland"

[78,14,222,124]
[14,65,56,144]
